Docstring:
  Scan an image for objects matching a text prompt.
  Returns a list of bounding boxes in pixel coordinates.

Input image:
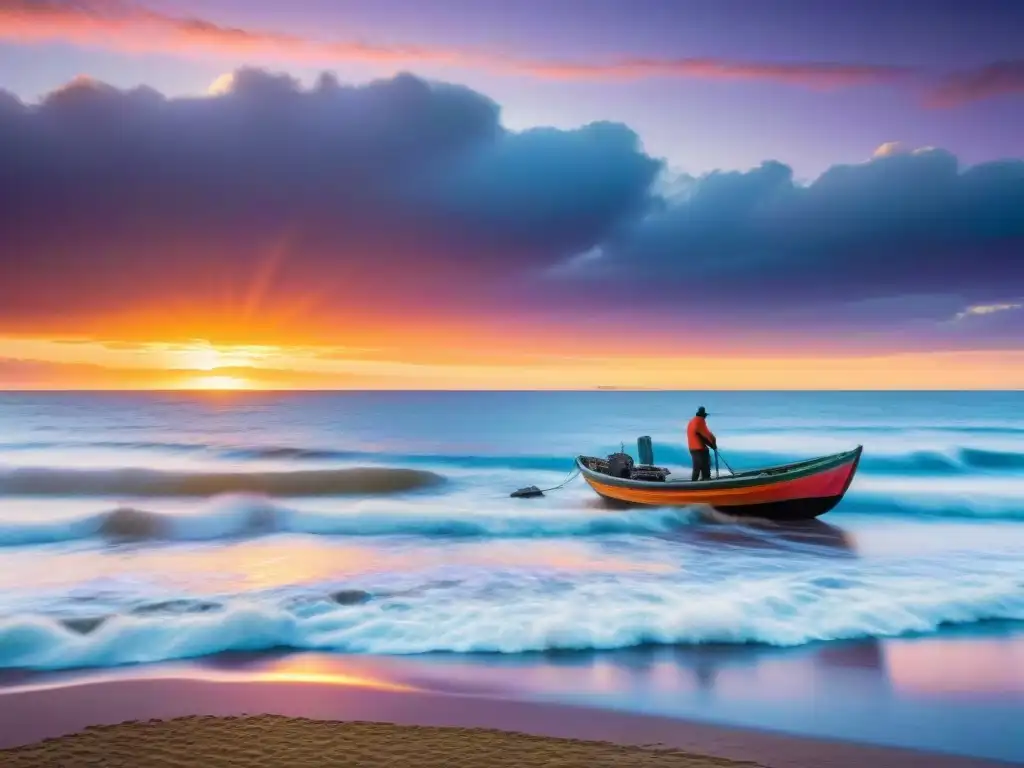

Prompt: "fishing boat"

[576,445,862,520]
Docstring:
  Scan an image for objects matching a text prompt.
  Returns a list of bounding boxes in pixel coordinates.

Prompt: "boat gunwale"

[576,445,862,492]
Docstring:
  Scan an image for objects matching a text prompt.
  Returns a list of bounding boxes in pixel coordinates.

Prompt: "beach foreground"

[0,675,1013,768]
[2,715,747,768]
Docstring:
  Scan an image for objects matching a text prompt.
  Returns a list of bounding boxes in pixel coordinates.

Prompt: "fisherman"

[686,406,717,481]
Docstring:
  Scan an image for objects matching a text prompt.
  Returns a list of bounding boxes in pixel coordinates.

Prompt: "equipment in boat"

[583,436,672,483]
[638,435,654,465]
[510,436,671,498]
[511,437,660,498]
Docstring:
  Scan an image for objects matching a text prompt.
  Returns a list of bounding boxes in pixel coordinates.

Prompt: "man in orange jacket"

[686,406,717,481]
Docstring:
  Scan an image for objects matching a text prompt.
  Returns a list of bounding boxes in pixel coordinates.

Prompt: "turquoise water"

[0,391,1022,670]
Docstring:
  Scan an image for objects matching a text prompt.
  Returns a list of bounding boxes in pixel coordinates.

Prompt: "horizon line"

[1,388,1021,394]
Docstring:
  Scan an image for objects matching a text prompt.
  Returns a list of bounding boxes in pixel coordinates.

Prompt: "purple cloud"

[1,68,1022,350]
[574,147,1024,317]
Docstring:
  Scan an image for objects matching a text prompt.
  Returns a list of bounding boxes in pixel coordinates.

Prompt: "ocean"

[1,389,1022,664]
[1,390,1023,759]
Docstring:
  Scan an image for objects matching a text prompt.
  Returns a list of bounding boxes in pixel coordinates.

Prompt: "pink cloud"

[520,57,908,89]
[0,0,461,65]
[929,59,1024,106]
[0,0,907,90]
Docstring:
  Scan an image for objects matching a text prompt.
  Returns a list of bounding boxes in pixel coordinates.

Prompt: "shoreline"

[0,674,1012,768]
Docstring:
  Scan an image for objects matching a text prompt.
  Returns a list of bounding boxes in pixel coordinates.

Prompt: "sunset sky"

[1,0,1022,389]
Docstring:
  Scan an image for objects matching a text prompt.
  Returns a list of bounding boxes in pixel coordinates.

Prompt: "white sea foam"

[1,564,1021,669]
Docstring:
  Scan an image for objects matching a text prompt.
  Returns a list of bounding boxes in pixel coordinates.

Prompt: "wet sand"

[0,675,1013,768]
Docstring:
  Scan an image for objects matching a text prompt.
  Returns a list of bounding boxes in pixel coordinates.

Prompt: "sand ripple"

[1,715,753,767]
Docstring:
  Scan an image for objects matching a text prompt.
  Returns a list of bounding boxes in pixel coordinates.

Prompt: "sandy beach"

[3,715,750,768]
[0,673,1013,768]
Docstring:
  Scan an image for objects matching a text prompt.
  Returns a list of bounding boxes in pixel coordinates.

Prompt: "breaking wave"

[2,493,1023,549]
[0,466,443,497]
[0,496,694,546]
[2,572,1022,670]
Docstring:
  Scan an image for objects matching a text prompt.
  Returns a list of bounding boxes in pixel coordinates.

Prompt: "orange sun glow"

[184,374,251,390]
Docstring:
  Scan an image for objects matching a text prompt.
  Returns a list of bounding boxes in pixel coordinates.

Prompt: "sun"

[180,346,222,371]
[185,374,250,390]
[171,343,270,371]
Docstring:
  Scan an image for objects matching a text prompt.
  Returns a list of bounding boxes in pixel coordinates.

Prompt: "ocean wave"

[0,496,696,546]
[851,475,1024,514]
[959,448,1024,470]
[0,466,443,497]
[0,439,575,474]
[0,440,207,453]
[844,500,1024,521]
[4,438,1024,478]
[2,574,1021,670]
[2,495,1022,552]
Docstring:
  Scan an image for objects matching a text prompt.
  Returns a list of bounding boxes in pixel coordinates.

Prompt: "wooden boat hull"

[577,446,862,521]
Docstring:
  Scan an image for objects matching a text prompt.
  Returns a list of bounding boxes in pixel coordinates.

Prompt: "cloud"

[1,67,1022,353]
[9,1,1024,109]
[0,356,153,388]
[0,0,909,92]
[15,1,1024,107]
[871,141,907,158]
[521,57,908,88]
[953,302,1023,321]
[0,67,659,340]
[931,59,1024,106]
[206,72,236,96]
[0,0,463,67]
[0,355,408,391]
[576,148,1024,320]
[0,356,380,389]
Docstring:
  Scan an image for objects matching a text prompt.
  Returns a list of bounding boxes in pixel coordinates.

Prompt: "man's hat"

[696,406,708,417]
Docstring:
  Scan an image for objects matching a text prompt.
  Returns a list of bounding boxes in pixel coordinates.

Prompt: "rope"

[716,449,737,476]
[537,464,582,493]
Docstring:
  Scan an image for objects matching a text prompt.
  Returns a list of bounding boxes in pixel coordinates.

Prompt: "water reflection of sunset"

[884,637,1024,697]
[463,542,675,574]
[184,375,252,390]
[0,540,413,596]
[232,656,418,693]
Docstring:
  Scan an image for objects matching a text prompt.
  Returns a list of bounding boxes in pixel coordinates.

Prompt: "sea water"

[0,391,1022,672]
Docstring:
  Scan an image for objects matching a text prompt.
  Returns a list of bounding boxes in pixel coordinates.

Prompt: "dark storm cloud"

[571,147,1024,317]
[1,67,1022,345]
[0,68,660,330]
